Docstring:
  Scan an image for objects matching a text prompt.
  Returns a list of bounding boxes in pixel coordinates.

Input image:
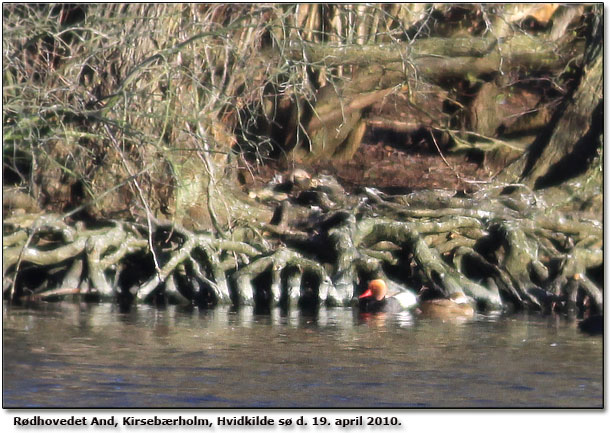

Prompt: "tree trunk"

[497,11,603,189]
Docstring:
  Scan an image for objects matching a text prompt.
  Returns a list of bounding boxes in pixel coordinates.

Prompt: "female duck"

[417,291,475,319]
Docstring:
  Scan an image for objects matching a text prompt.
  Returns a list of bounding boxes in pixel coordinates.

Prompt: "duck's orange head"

[359,279,388,301]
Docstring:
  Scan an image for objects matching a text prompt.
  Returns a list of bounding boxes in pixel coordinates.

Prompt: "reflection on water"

[2,302,603,408]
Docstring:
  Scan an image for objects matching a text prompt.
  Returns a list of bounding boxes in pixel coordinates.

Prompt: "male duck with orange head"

[358,279,417,313]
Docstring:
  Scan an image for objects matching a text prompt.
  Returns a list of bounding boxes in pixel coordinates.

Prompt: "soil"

[323,137,492,194]
[240,128,493,195]
[239,82,497,196]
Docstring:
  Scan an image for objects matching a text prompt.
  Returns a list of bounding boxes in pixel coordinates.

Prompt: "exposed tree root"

[3,178,602,318]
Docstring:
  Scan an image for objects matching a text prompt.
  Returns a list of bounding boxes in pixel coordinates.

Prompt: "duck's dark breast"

[359,297,388,313]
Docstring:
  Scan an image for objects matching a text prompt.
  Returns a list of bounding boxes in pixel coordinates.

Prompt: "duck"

[417,291,475,319]
[358,279,417,313]
[578,315,603,336]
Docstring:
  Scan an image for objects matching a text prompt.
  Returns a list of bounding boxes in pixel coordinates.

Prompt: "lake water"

[2,302,603,408]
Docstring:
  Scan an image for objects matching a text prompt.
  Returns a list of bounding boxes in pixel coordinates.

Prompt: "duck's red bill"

[359,289,373,299]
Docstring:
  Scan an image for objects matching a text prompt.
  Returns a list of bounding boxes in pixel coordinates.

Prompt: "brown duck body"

[417,292,475,319]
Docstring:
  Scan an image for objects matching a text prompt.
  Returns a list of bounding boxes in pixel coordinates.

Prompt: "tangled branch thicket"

[2,4,603,316]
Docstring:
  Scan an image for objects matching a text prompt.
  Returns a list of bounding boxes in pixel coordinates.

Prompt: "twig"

[428,130,488,186]
[103,123,162,274]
